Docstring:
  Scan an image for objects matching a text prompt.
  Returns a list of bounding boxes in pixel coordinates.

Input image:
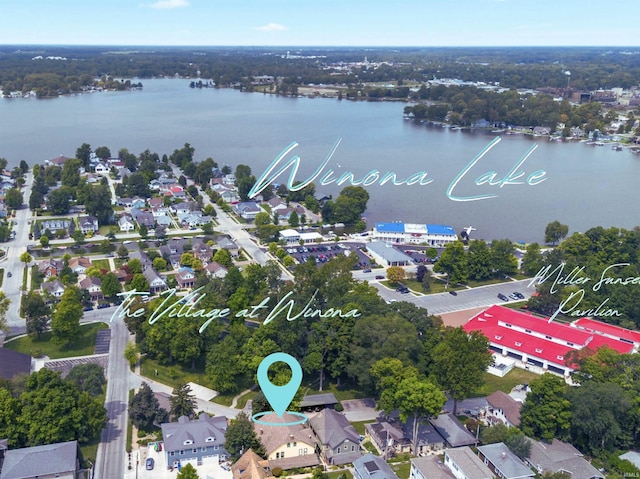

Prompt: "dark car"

[375,275,384,280]
[396,286,410,294]
[363,268,372,273]
[498,293,509,301]
[97,303,111,309]
[449,290,458,296]
[6,272,11,278]
[513,291,525,299]
[146,457,154,470]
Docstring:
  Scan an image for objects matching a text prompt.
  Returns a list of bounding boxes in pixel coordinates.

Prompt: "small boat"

[612,145,623,151]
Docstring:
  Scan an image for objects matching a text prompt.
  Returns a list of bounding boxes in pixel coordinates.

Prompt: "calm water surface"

[1,79,638,243]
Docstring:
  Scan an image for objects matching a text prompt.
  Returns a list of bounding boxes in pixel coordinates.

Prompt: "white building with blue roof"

[373,222,457,246]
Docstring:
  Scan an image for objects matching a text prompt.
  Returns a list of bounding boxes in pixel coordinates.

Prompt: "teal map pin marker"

[257,352,303,417]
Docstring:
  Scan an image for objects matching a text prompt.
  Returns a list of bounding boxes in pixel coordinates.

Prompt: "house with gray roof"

[0,439,78,479]
[309,409,362,465]
[430,413,476,448]
[41,279,65,298]
[131,208,156,228]
[143,267,167,293]
[0,349,32,381]
[527,439,603,479]
[366,241,413,267]
[477,443,533,479]
[161,414,229,468]
[353,453,398,479]
[411,456,456,479]
[216,236,239,257]
[300,393,339,411]
[444,447,494,479]
[78,215,99,234]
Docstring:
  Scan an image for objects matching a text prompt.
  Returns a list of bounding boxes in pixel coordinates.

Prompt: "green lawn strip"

[390,462,411,479]
[80,436,101,467]
[4,322,109,359]
[234,390,259,409]
[473,369,539,397]
[362,440,379,456]
[92,259,110,271]
[327,470,353,479]
[139,357,212,390]
[350,420,373,436]
[126,389,134,453]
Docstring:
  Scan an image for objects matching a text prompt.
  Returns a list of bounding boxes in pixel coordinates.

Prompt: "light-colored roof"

[353,453,398,479]
[411,456,456,479]
[253,412,316,456]
[528,439,604,479]
[444,447,494,479]
[0,440,77,479]
[477,443,533,479]
[161,414,228,453]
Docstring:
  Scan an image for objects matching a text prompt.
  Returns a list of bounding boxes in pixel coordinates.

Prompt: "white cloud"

[149,0,189,9]
[256,23,286,32]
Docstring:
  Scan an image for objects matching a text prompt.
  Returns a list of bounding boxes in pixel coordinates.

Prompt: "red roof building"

[464,305,635,377]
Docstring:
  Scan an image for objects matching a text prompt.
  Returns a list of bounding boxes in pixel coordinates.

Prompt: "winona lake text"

[527,262,640,322]
[247,136,547,202]
[110,287,361,333]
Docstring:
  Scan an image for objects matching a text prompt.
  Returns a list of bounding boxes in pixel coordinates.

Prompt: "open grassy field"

[5,323,109,359]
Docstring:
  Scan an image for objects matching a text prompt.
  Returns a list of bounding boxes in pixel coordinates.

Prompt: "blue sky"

[1,0,638,47]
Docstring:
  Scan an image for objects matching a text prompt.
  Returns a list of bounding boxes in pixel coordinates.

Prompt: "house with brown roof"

[485,391,521,427]
[253,413,319,470]
[38,259,64,279]
[232,449,274,479]
[79,276,103,300]
[205,261,228,278]
[68,256,92,275]
[176,267,196,289]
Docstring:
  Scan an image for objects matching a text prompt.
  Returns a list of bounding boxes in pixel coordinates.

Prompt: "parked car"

[363,268,372,273]
[513,291,525,299]
[449,290,458,296]
[375,275,384,280]
[146,458,154,470]
[97,303,111,309]
[6,272,11,278]
[497,293,509,301]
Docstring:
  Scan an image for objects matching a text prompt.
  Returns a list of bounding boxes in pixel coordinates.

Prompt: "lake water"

[1,78,638,243]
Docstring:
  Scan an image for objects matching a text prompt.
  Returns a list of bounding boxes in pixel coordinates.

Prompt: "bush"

[334,402,344,412]
[272,467,283,477]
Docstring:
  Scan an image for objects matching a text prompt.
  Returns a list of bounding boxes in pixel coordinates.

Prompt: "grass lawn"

[139,357,212,390]
[390,462,411,479]
[92,259,110,270]
[350,420,373,436]
[5,323,109,359]
[362,440,379,456]
[80,437,100,466]
[327,470,353,479]
[473,368,539,397]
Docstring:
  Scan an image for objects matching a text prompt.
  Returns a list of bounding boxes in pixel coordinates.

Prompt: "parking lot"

[285,242,372,269]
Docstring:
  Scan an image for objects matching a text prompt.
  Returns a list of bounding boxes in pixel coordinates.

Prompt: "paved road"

[4,172,33,335]
[94,307,135,479]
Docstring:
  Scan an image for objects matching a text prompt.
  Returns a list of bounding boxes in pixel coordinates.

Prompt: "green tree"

[522,242,544,275]
[85,183,113,225]
[4,188,23,209]
[76,143,92,168]
[129,273,149,293]
[39,235,50,248]
[170,383,198,420]
[545,221,569,245]
[101,272,122,298]
[431,328,492,414]
[46,188,71,214]
[65,363,106,397]
[19,251,32,266]
[177,463,200,479]
[129,382,161,431]
[124,341,138,369]
[20,291,49,338]
[51,287,82,343]
[117,244,129,259]
[213,248,233,268]
[288,210,299,227]
[138,223,148,239]
[520,373,572,441]
[467,240,493,280]
[61,158,82,187]
[224,412,265,460]
[433,241,467,286]
[491,239,518,277]
[94,146,111,160]
[386,266,406,283]
[329,186,370,224]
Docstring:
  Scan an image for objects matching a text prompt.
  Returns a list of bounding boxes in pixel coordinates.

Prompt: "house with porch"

[78,215,100,234]
[79,276,103,301]
[443,447,494,479]
[485,391,521,428]
[143,268,167,294]
[68,256,92,275]
[41,279,65,298]
[176,267,197,289]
